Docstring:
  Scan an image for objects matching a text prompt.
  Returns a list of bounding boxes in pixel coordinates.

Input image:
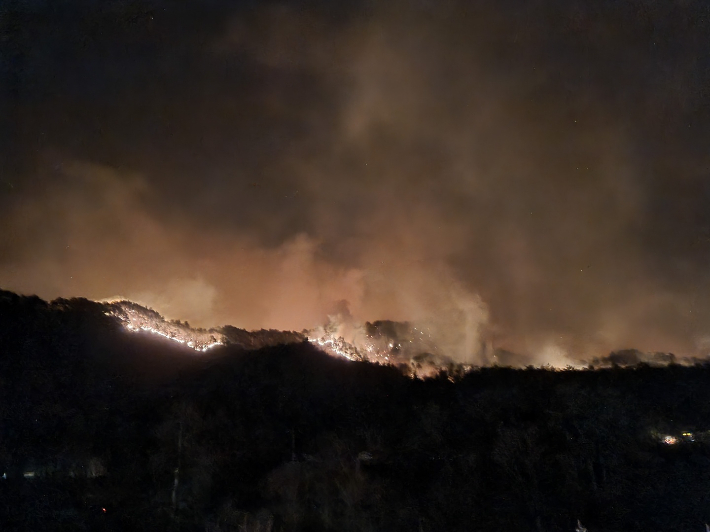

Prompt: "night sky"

[2,0,710,362]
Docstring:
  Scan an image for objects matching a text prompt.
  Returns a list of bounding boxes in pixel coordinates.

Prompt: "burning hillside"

[104,301,226,351]
[104,300,305,353]
[3,289,710,531]
[301,317,470,376]
[49,295,696,374]
[102,299,459,375]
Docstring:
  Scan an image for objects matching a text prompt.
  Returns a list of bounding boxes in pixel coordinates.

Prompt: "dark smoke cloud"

[2,0,710,363]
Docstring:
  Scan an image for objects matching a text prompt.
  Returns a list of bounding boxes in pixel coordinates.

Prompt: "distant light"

[662,435,678,445]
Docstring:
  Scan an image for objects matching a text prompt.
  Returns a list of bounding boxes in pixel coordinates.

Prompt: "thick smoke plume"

[2,1,710,364]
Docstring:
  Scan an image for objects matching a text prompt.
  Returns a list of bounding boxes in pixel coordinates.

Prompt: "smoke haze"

[2,0,710,363]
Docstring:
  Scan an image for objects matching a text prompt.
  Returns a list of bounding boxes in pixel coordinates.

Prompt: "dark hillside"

[1,290,710,531]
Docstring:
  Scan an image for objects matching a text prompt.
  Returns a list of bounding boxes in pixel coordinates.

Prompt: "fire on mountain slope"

[304,317,464,376]
[104,300,308,353]
[103,300,544,376]
[103,298,451,371]
[105,301,226,351]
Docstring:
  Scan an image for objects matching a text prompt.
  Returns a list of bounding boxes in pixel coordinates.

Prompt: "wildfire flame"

[307,336,362,361]
[102,299,475,377]
[105,301,225,352]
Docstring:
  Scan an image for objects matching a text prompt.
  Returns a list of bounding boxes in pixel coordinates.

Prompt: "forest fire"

[101,298,693,378]
[104,300,225,352]
[307,335,362,361]
[4,288,710,530]
[103,299,446,371]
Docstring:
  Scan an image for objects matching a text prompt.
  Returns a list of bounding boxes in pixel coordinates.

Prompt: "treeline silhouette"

[1,289,710,531]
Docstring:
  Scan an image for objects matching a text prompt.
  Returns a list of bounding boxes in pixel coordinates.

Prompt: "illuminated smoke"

[3,2,710,365]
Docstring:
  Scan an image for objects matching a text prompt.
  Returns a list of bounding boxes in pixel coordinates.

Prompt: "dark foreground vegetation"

[2,290,710,531]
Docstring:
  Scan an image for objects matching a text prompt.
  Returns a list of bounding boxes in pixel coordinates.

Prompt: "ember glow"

[105,301,225,352]
[307,336,361,362]
[103,298,464,374]
[101,297,673,373]
[123,323,224,352]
